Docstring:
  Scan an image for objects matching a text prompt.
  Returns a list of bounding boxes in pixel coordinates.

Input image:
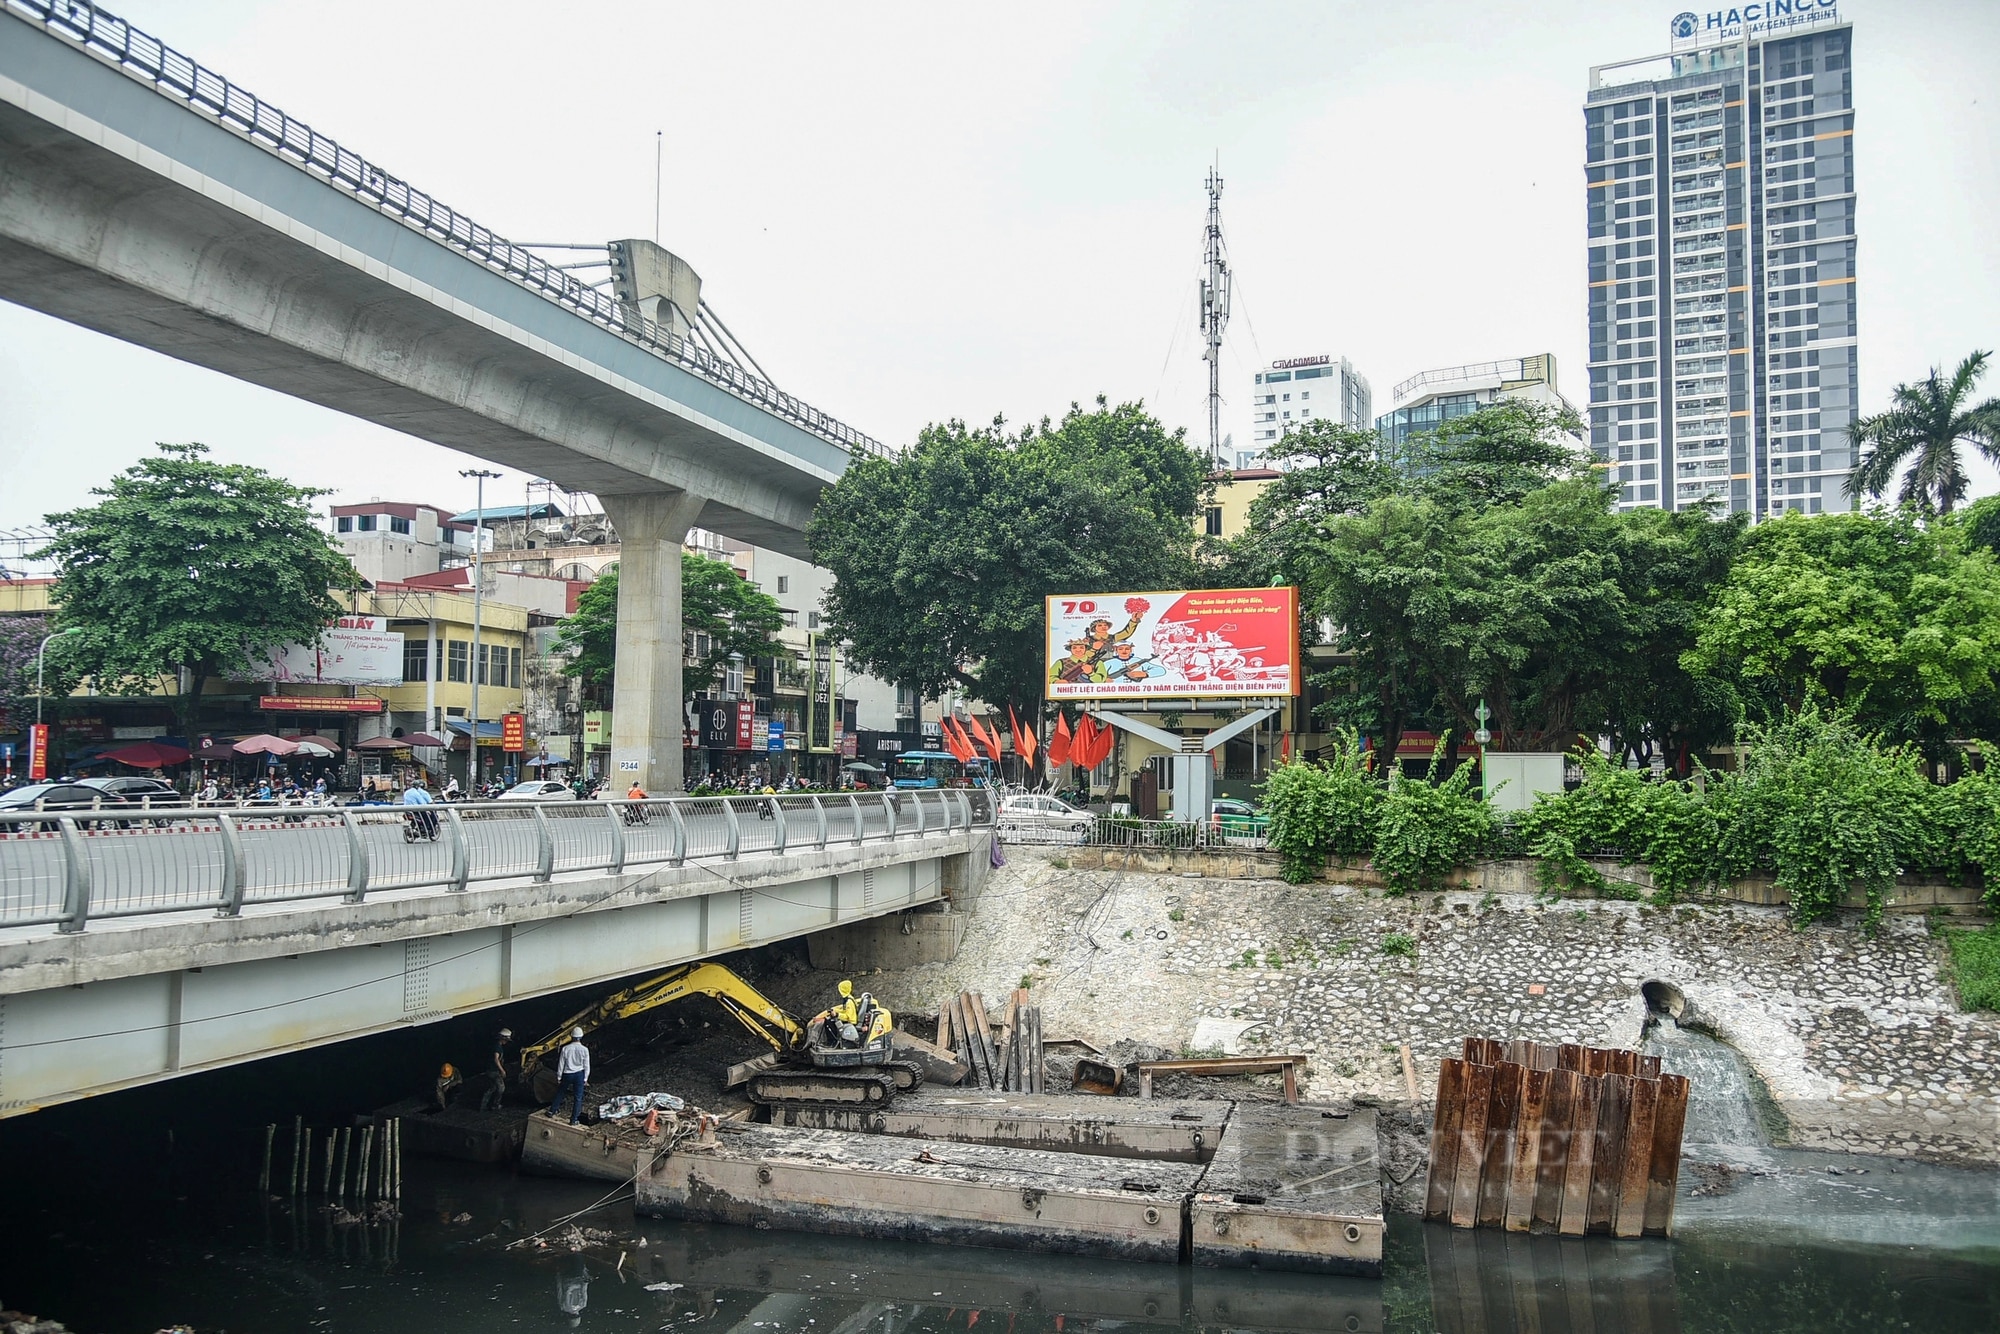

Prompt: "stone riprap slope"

[805,849,1997,1166]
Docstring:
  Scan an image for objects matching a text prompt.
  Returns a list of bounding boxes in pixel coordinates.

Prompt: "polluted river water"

[0,1017,1995,1333]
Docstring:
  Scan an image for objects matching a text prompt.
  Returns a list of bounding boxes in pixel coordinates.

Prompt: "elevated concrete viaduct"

[0,1,885,791]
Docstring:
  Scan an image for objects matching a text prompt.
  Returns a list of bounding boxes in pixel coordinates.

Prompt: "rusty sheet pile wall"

[1423,1037,1688,1238]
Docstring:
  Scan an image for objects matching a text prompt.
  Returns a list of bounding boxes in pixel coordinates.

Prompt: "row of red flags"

[936,708,1115,771]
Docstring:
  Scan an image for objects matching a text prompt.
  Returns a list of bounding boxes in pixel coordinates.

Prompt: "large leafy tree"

[551,554,784,701]
[1683,510,2000,748]
[39,443,357,742]
[1848,350,2000,516]
[809,399,1209,711]
[0,615,81,737]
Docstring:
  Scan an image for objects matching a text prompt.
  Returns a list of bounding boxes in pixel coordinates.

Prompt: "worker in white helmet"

[549,1026,592,1124]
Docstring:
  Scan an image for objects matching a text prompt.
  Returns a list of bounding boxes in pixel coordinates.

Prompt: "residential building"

[1243,355,1372,467]
[1585,6,1857,516]
[330,501,476,585]
[1198,468,1281,545]
[1375,354,1580,467]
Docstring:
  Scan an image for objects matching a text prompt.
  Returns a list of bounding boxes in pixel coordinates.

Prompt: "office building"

[1585,4,1857,516]
[1243,355,1372,467]
[1375,354,1578,464]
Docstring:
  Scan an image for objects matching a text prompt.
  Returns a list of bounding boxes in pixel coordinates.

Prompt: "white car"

[497,780,576,802]
[997,794,1094,842]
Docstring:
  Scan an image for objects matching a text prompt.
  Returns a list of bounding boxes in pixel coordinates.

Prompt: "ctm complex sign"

[1671,0,1840,45]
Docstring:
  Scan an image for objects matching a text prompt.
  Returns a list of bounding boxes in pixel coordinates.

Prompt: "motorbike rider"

[401,778,438,840]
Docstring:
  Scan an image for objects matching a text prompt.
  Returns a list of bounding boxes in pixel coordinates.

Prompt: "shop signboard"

[839,732,858,759]
[735,702,755,751]
[698,700,734,749]
[806,633,840,753]
[501,713,526,752]
[583,711,611,746]
[258,695,385,714]
[1044,587,1300,701]
[254,615,403,685]
[766,720,785,752]
[751,718,770,751]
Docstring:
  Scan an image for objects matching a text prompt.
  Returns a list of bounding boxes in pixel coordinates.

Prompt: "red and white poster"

[735,701,755,751]
[1044,588,1300,701]
[28,722,50,782]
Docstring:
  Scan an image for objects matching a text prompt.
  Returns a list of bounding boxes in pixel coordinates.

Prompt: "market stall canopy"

[101,741,192,768]
[233,734,300,756]
[526,754,570,767]
[443,719,507,749]
[289,737,341,757]
[353,735,414,752]
[193,741,239,760]
[402,733,447,748]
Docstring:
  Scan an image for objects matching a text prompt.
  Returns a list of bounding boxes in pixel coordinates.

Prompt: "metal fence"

[4,0,891,460]
[0,790,993,934]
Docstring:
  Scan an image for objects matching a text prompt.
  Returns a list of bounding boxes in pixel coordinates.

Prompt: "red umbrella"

[233,733,301,756]
[402,733,446,748]
[101,740,192,768]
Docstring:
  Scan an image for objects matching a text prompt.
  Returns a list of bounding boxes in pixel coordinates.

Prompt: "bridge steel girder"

[0,834,983,1117]
[0,12,846,556]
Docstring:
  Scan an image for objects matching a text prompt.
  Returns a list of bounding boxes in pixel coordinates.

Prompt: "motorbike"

[401,806,441,842]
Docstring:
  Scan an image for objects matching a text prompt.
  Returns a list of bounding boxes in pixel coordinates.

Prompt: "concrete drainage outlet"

[1214,1216,1229,1235]
[756,1166,772,1184]
[1344,1222,1363,1244]
[1143,1206,1160,1225]
[1641,978,1687,1021]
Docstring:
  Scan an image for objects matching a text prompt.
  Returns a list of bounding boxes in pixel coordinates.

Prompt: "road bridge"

[0,0,887,790]
[0,792,994,1116]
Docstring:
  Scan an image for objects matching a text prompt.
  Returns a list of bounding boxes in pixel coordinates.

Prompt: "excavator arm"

[517,961,809,1076]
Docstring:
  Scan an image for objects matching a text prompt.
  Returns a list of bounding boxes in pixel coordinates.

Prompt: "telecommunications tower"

[1199,166,1231,469]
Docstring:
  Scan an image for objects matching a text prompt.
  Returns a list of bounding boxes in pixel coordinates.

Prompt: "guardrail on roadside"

[0,790,995,935]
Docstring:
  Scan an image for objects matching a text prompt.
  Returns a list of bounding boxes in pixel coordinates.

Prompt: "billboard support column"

[1091,705,1277,825]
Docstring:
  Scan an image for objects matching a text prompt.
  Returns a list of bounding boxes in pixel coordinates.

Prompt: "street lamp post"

[36,626,82,726]
[461,468,501,787]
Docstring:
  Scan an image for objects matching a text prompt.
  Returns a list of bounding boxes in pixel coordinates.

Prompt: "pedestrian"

[480,1028,513,1110]
[548,1026,591,1124]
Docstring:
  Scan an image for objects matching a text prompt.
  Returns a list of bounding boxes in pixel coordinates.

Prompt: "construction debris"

[1422,1036,1690,1238]
[939,989,1044,1091]
[1136,1054,1308,1104]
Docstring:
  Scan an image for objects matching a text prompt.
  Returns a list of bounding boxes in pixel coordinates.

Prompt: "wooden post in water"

[290,1114,302,1195]
[333,1127,350,1207]
[357,1125,375,1205]
[322,1131,337,1197]
[259,1123,274,1193]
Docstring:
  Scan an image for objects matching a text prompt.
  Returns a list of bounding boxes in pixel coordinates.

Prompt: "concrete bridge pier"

[599,490,707,793]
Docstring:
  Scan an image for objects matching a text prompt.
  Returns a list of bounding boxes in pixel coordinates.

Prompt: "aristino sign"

[1044,588,1300,700]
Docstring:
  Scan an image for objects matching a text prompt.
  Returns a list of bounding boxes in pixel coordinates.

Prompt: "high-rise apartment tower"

[1585,3,1856,517]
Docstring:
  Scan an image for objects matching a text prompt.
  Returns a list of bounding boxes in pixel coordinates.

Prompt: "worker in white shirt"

[548,1026,592,1124]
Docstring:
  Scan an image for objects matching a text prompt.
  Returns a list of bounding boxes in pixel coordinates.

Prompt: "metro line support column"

[599,490,707,794]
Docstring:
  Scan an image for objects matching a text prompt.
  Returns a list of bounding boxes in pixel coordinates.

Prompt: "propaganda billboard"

[1044,588,1300,700]
[253,615,403,686]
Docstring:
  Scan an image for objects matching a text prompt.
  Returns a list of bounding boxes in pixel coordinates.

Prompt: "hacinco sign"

[1671,0,1839,44]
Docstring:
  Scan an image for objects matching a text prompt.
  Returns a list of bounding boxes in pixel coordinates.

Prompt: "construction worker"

[831,980,861,1045]
[480,1028,513,1111]
[433,1061,463,1111]
[549,1026,591,1124]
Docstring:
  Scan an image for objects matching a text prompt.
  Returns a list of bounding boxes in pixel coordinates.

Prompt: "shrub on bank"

[1945,923,2000,1012]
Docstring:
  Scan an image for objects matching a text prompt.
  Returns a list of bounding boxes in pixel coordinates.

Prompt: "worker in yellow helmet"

[433,1060,463,1111]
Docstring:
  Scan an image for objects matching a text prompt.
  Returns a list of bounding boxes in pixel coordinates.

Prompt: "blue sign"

[0,743,12,760]
[767,721,786,752]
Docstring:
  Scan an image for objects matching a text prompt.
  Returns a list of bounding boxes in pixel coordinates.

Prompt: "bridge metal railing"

[3,0,892,461]
[0,790,995,935]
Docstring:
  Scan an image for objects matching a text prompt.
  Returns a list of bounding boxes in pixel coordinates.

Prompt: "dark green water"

[0,1019,1994,1334]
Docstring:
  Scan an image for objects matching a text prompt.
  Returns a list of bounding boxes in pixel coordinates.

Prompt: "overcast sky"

[3,0,1997,547]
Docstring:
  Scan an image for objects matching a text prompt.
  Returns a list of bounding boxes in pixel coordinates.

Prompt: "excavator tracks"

[745,1069,897,1109]
[883,1060,926,1094]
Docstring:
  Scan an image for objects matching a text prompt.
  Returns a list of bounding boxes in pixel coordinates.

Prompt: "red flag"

[1280,732,1293,761]
[948,718,977,765]
[1009,706,1037,765]
[1073,714,1098,770]
[977,716,1006,764]
[1087,716,1115,769]
[1047,712,1072,768]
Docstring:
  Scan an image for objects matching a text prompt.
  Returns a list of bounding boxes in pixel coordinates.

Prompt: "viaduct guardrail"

[0,791,994,934]
[2,0,890,460]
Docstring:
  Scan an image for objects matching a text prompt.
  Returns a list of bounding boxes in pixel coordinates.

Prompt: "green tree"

[1406,398,1592,513]
[1848,350,2000,516]
[38,443,358,743]
[808,398,1208,711]
[1234,420,1396,587]
[551,554,785,701]
[1683,510,2000,747]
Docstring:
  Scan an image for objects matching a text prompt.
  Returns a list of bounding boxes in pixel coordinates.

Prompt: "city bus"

[891,750,993,788]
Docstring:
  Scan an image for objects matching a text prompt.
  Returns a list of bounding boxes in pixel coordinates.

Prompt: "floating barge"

[635,1092,1384,1277]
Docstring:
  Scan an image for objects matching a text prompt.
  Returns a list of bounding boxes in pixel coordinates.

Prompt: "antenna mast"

[1199,165,1231,469]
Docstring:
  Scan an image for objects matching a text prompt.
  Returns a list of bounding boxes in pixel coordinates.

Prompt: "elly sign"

[1671,0,1839,44]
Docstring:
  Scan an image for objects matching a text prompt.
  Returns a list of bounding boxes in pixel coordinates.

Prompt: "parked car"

[497,780,577,802]
[78,776,181,802]
[1210,798,1269,837]
[997,793,1094,842]
[0,783,133,828]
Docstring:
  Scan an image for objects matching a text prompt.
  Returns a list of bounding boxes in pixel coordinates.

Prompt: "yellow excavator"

[516,962,924,1110]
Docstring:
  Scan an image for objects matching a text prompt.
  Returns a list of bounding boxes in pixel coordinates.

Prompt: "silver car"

[997,793,1093,843]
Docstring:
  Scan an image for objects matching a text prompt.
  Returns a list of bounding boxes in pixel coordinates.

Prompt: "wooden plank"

[1503,1038,1533,1068]
[996,992,1020,1093]
[1401,1042,1420,1101]
[953,994,987,1087]
[1504,1066,1550,1232]
[1424,1058,1468,1222]
[1476,1061,1525,1228]
[1555,1042,1586,1073]
[1027,1006,1045,1094]
[937,1000,954,1051]
[1638,1053,1662,1080]
[1612,1076,1658,1238]
[1557,1073,1599,1237]
[1532,1068,1578,1231]
[1463,1036,1504,1067]
[1644,1073,1689,1237]
[1449,1061,1494,1228]
[1587,1073,1631,1234]
[966,992,1000,1088]
[1530,1041,1560,1072]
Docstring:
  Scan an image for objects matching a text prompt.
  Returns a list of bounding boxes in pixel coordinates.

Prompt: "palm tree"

[1847,351,2000,516]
